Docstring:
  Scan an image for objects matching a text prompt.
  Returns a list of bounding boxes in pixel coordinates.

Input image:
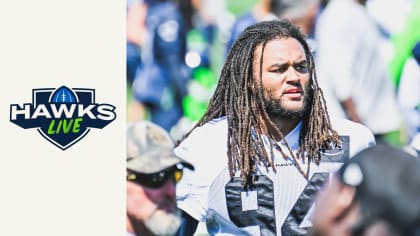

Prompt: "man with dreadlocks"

[174,20,375,236]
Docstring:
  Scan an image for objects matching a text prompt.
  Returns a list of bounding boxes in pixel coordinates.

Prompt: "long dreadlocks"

[178,20,340,186]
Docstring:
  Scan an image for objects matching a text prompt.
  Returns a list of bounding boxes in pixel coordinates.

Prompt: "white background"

[0,1,126,235]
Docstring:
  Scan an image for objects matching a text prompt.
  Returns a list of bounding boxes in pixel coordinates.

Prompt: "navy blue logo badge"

[10,86,116,150]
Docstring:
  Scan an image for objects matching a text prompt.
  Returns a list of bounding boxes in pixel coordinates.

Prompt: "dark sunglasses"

[127,165,183,189]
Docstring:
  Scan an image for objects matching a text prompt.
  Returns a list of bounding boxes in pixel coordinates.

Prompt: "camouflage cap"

[127,121,194,174]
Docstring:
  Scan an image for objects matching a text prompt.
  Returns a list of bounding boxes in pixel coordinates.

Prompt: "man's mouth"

[283,88,303,99]
[157,199,176,212]
[284,88,302,94]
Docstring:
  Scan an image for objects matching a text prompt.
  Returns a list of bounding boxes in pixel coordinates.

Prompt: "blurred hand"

[311,176,359,236]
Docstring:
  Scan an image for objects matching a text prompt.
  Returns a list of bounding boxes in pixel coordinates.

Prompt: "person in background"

[127,0,146,85]
[129,0,191,131]
[175,20,374,235]
[312,144,420,236]
[126,0,148,121]
[278,0,320,40]
[126,121,194,236]
[398,41,420,157]
[170,0,219,140]
[315,0,402,143]
[225,0,282,54]
[226,0,321,56]
[277,0,321,57]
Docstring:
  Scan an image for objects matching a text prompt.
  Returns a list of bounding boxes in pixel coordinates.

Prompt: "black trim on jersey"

[223,135,350,235]
[281,173,329,235]
[225,176,276,236]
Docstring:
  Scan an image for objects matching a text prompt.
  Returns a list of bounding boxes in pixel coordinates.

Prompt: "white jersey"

[175,117,375,235]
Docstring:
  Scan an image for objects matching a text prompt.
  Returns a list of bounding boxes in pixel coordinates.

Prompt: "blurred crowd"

[126,0,420,153]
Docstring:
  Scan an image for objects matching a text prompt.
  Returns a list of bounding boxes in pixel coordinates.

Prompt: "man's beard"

[144,208,181,236]
[264,85,313,119]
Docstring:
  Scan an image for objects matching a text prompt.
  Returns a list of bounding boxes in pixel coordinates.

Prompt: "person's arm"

[316,12,359,121]
[340,97,362,124]
[154,7,190,102]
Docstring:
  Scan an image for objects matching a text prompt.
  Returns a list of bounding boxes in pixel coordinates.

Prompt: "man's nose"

[285,67,300,82]
[161,178,176,198]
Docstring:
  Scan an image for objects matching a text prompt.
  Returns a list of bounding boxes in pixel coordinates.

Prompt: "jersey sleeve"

[175,119,229,221]
[331,117,376,157]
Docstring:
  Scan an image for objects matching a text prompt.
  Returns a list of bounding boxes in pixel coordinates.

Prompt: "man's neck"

[267,115,300,141]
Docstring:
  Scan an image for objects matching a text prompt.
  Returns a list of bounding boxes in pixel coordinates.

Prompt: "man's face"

[142,179,181,235]
[143,179,177,212]
[126,170,181,235]
[254,38,312,118]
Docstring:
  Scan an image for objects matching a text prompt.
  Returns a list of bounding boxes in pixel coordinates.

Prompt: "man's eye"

[294,63,309,73]
[274,64,290,73]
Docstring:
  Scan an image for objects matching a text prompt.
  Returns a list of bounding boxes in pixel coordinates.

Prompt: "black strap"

[174,210,198,236]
